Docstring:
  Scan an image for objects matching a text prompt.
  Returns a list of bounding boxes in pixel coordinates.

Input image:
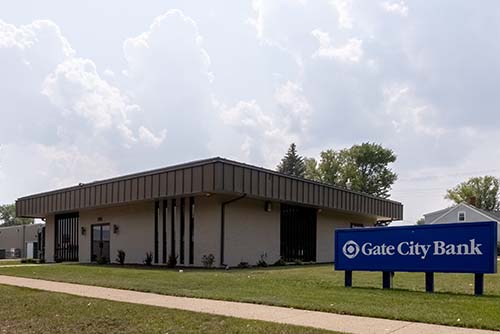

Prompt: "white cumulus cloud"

[330,0,353,29]
[381,1,409,17]
[311,29,363,62]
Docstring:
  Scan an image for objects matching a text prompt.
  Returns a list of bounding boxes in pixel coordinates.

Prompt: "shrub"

[293,259,304,265]
[167,254,178,268]
[201,254,215,268]
[273,257,287,266]
[97,256,108,265]
[116,250,126,265]
[20,258,37,264]
[257,253,268,267]
[144,252,153,266]
[38,258,46,264]
[237,261,250,269]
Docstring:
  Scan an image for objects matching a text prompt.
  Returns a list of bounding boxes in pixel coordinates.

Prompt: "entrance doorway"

[280,204,317,262]
[55,213,79,262]
[91,224,110,263]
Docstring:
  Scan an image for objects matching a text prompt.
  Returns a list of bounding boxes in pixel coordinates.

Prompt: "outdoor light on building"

[113,224,120,234]
[81,227,86,236]
[265,201,272,212]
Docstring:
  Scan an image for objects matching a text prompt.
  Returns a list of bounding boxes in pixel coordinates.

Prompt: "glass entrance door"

[91,224,110,263]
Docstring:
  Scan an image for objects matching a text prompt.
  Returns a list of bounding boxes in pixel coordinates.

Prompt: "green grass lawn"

[0,285,337,334]
[0,259,23,265]
[1,264,499,330]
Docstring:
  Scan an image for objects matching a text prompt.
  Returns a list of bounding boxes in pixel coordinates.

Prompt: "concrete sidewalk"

[0,264,42,268]
[0,275,497,334]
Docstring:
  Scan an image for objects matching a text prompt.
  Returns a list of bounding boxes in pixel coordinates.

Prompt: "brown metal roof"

[16,157,403,220]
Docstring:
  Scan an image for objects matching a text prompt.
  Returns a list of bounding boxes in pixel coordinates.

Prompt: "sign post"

[345,270,352,287]
[475,273,484,295]
[335,222,497,295]
[425,272,434,292]
[382,272,392,289]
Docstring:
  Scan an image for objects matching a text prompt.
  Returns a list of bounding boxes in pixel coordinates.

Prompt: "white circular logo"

[342,240,360,259]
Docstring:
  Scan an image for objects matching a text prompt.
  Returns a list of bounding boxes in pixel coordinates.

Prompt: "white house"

[424,202,500,241]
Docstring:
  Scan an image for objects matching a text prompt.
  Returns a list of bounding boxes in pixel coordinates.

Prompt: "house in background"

[0,223,45,259]
[15,157,402,267]
[424,201,500,240]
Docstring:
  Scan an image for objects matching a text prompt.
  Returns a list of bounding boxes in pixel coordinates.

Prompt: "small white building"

[424,202,500,241]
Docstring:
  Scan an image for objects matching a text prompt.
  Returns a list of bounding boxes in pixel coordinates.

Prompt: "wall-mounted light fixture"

[97,217,103,222]
[81,226,86,236]
[113,224,119,234]
[265,201,272,212]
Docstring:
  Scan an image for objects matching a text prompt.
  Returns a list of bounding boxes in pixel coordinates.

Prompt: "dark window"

[33,242,39,259]
[154,201,159,263]
[162,200,167,263]
[189,197,195,265]
[91,224,110,263]
[38,227,46,261]
[180,198,185,264]
[55,212,79,262]
[458,211,466,221]
[280,204,316,262]
[171,199,176,256]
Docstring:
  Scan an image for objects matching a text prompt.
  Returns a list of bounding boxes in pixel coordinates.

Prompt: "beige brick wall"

[45,215,55,262]
[224,197,280,266]
[317,210,376,263]
[42,195,378,266]
[79,202,154,264]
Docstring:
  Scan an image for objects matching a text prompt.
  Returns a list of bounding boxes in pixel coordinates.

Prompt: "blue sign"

[335,222,498,274]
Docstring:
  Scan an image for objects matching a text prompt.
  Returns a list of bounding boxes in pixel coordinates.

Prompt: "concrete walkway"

[0,275,497,334]
[0,264,42,268]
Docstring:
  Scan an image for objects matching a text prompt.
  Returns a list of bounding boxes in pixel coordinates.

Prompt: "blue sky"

[1,0,499,223]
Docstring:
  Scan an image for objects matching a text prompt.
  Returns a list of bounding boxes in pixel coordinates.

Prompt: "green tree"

[304,157,321,181]
[304,143,398,198]
[277,143,306,177]
[346,143,398,198]
[317,150,345,185]
[0,204,34,226]
[445,176,500,211]
[416,217,425,225]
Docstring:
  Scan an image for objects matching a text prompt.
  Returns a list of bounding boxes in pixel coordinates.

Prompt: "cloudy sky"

[1,0,499,223]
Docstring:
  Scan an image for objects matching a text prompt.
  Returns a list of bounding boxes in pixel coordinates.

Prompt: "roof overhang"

[16,157,403,220]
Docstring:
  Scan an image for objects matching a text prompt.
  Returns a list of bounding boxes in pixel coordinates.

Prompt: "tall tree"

[304,157,321,181]
[277,143,306,177]
[0,203,34,226]
[445,176,500,211]
[346,143,398,198]
[304,143,397,198]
